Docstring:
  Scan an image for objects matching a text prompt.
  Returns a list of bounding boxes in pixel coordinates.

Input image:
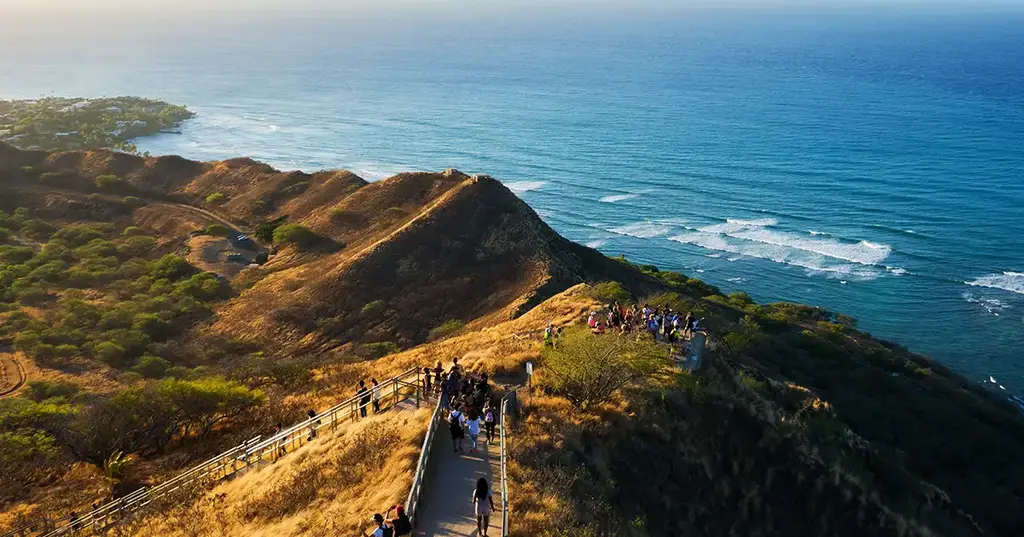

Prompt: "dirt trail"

[0,345,27,398]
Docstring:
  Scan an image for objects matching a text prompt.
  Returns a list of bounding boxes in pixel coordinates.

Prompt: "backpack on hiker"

[392,515,412,536]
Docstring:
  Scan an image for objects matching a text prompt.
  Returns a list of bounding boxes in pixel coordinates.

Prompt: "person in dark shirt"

[357,380,370,418]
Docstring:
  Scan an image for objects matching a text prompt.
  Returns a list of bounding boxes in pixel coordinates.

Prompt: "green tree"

[589,281,632,304]
[130,355,171,379]
[272,224,320,249]
[149,254,194,280]
[94,341,128,367]
[428,319,465,341]
[95,174,122,189]
[205,192,227,206]
[205,224,230,237]
[541,327,669,410]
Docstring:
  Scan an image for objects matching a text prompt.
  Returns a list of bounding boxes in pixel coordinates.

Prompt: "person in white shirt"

[464,409,483,453]
[371,378,382,414]
[472,478,496,537]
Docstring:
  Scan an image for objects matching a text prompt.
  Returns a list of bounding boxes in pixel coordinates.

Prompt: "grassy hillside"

[1,141,1022,537]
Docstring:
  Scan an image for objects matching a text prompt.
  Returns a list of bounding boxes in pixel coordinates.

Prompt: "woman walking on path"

[449,405,465,453]
[484,405,497,444]
[472,477,496,537]
[371,378,381,414]
[464,409,483,453]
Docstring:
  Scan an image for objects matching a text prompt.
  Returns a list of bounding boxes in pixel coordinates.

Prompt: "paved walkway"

[416,422,503,537]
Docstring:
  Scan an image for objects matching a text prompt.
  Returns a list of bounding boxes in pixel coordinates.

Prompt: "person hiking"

[433,361,444,392]
[683,312,693,338]
[371,378,382,414]
[357,381,370,418]
[274,423,287,456]
[306,408,318,440]
[441,372,458,410]
[423,367,433,393]
[386,505,412,537]
[472,477,496,537]
[452,356,463,377]
[555,325,564,347]
[484,405,497,443]
[449,405,466,453]
[362,513,391,537]
[465,409,483,452]
[543,323,554,346]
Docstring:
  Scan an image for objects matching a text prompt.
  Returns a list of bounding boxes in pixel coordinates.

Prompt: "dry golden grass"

[313,284,599,399]
[133,407,430,537]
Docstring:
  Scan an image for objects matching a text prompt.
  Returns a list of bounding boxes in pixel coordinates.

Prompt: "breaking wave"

[505,181,547,194]
[965,272,1024,295]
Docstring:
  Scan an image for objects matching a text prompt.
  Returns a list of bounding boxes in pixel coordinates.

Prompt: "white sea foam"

[727,277,744,282]
[586,239,607,249]
[966,272,1024,295]
[808,230,829,236]
[706,253,722,258]
[269,124,280,132]
[669,228,884,281]
[887,267,909,276]
[688,218,892,266]
[599,193,640,203]
[505,181,546,194]
[608,221,673,239]
[962,292,1010,316]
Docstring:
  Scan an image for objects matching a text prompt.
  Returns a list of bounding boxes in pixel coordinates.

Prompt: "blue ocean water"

[2,7,1023,393]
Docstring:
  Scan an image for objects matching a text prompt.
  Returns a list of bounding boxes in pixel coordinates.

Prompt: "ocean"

[1,6,1022,394]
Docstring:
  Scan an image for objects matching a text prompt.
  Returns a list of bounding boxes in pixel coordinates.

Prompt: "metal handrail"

[499,387,520,537]
[405,392,444,524]
[7,367,423,537]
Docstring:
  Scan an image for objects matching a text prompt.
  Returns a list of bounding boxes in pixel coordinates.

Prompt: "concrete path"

[416,422,503,537]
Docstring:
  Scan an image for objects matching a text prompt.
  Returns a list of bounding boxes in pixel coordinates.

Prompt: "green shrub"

[540,327,668,410]
[356,342,400,359]
[205,192,227,206]
[95,174,122,189]
[122,196,144,207]
[254,216,288,242]
[361,300,386,316]
[52,224,106,247]
[117,235,156,256]
[131,355,172,379]
[0,245,35,264]
[173,272,228,301]
[26,380,80,402]
[728,292,754,306]
[149,254,194,280]
[20,219,55,240]
[131,313,171,339]
[19,165,38,176]
[122,226,146,237]
[0,228,12,244]
[428,319,465,341]
[39,172,62,182]
[95,341,128,367]
[272,224,320,249]
[17,286,50,306]
[588,281,632,304]
[205,224,230,237]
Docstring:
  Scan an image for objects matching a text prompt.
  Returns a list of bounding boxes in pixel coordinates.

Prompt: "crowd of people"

[362,357,498,537]
[579,301,704,343]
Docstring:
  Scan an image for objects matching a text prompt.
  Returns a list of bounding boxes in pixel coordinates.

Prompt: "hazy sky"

[3,0,1021,12]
